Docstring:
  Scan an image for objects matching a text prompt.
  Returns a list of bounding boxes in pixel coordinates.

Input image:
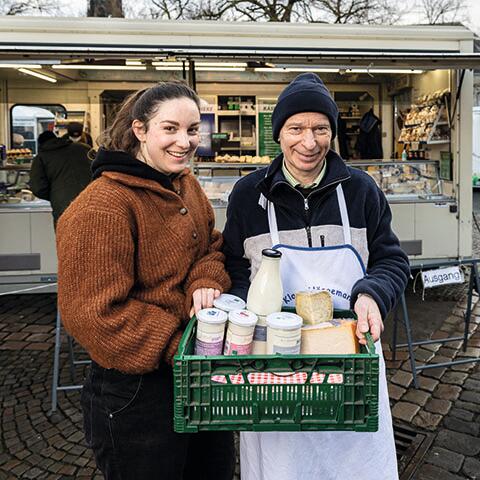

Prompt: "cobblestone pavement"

[2,205,480,478]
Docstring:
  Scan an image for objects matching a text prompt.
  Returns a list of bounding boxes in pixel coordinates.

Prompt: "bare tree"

[227,0,304,22]
[125,0,235,20]
[303,0,403,25]
[0,0,59,15]
[419,0,466,24]
[88,0,124,17]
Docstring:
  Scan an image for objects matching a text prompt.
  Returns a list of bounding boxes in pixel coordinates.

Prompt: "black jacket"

[356,109,383,159]
[30,137,91,226]
[222,151,409,319]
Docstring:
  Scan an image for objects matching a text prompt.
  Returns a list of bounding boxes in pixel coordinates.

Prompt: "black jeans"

[81,362,235,480]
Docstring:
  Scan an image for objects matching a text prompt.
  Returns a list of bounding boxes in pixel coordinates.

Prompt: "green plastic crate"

[173,309,379,433]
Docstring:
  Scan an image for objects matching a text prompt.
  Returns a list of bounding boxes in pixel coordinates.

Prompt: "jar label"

[195,338,223,356]
[253,325,267,342]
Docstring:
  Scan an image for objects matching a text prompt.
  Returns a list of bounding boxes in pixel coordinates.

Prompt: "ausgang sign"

[422,266,464,289]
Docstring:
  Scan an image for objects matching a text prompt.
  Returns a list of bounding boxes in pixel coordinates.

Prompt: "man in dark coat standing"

[30,131,91,228]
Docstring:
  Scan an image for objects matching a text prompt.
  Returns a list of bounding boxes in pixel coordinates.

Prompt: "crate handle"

[365,332,375,353]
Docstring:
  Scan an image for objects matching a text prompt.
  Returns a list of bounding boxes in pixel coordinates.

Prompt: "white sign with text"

[422,266,465,289]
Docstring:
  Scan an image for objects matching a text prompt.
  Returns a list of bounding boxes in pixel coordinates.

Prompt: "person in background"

[66,121,94,147]
[56,82,235,479]
[30,130,91,228]
[223,73,409,480]
[12,132,25,148]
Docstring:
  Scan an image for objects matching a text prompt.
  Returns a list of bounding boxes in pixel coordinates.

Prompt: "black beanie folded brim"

[271,73,338,142]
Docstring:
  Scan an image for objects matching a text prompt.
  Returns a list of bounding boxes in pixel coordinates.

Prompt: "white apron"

[240,185,399,480]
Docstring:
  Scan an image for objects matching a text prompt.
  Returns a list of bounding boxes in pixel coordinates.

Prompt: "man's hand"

[189,288,221,317]
[354,294,384,345]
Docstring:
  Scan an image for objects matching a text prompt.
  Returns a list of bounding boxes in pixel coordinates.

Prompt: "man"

[30,131,91,228]
[66,121,93,147]
[223,73,409,480]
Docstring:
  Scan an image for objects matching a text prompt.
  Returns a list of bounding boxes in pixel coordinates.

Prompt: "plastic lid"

[261,248,282,259]
[213,293,246,312]
[197,308,228,324]
[228,309,258,327]
[266,312,303,330]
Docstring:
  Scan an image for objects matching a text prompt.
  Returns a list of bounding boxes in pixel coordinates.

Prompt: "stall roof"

[0,16,479,69]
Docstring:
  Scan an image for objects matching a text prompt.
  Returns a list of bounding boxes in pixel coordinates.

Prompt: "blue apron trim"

[272,243,367,274]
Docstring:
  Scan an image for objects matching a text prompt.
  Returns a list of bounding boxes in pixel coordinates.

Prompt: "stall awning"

[0,44,480,70]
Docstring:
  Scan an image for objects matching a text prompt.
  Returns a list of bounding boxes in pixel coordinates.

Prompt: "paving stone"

[387,382,406,401]
[402,389,430,407]
[425,446,465,473]
[416,463,469,480]
[449,407,475,422]
[463,378,480,391]
[391,402,420,423]
[435,429,480,456]
[422,366,447,379]
[390,370,413,388]
[462,457,480,479]
[441,371,469,385]
[425,398,452,415]
[443,416,480,436]
[459,390,480,403]
[417,375,440,392]
[455,400,480,414]
[433,384,462,401]
[412,410,443,431]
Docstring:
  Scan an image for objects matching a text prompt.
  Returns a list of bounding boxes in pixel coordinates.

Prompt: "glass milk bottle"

[247,248,283,354]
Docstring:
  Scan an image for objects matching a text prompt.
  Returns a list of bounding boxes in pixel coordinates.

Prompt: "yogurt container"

[213,293,246,312]
[195,308,228,355]
[266,312,303,355]
[223,309,258,355]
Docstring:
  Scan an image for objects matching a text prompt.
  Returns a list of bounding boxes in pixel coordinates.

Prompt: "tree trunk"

[87,0,124,18]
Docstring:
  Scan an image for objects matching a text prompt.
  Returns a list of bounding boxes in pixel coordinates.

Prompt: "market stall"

[0,17,478,290]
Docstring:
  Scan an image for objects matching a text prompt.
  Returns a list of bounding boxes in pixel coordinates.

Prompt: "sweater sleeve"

[30,155,50,200]
[183,200,231,310]
[57,207,182,373]
[222,184,252,301]
[350,185,410,319]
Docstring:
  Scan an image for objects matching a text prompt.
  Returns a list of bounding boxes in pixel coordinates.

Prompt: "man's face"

[279,112,332,180]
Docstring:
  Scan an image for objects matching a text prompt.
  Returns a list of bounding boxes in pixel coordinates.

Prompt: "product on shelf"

[214,154,270,164]
[398,89,450,145]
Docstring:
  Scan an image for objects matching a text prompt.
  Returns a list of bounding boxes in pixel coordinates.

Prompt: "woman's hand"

[189,288,221,317]
[354,294,384,345]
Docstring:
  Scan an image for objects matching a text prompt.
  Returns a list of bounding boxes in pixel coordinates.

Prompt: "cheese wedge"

[300,319,359,355]
[295,290,333,325]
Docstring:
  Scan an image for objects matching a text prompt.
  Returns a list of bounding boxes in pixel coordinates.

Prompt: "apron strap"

[336,184,352,245]
[267,200,280,247]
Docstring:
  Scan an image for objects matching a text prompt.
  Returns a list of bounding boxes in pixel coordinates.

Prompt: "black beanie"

[272,73,338,142]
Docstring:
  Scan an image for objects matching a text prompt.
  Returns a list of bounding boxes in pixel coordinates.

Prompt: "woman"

[56,82,235,479]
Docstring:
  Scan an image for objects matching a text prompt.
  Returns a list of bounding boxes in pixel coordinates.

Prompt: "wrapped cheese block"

[295,290,333,325]
[300,319,359,355]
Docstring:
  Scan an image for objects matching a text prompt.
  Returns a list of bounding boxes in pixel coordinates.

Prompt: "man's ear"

[132,119,146,142]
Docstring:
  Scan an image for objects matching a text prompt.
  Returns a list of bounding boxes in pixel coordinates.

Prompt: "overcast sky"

[50,0,480,36]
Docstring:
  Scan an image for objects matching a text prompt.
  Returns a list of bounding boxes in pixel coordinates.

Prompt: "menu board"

[258,100,281,158]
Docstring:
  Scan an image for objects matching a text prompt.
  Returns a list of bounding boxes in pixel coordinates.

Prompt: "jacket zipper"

[270,176,349,248]
[304,197,312,247]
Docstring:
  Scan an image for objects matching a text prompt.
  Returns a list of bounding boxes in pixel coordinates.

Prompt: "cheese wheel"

[295,290,333,325]
[300,320,359,355]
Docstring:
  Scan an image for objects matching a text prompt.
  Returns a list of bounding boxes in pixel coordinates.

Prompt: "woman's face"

[132,97,201,175]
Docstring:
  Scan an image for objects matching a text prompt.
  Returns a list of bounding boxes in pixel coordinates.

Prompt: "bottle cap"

[262,248,282,258]
[213,293,246,312]
[266,312,303,330]
[197,308,228,324]
[228,309,258,327]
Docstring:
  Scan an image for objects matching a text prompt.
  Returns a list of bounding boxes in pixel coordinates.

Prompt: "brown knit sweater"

[56,168,230,374]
